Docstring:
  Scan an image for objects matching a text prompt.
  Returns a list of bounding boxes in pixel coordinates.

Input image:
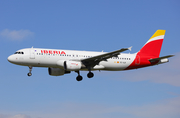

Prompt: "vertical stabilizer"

[138,30,166,57]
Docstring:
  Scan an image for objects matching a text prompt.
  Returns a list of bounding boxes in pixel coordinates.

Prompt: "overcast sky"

[0,0,180,118]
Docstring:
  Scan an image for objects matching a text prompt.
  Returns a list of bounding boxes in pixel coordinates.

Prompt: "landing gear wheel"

[27,66,33,77]
[87,72,94,78]
[76,75,83,81]
[27,73,32,76]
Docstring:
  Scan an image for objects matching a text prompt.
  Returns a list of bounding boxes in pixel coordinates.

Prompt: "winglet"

[128,46,132,51]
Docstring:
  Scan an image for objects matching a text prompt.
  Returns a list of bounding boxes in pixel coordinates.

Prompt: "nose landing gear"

[27,66,32,76]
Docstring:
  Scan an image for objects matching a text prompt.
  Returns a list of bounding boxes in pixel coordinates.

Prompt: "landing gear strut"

[87,67,94,78]
[27,66,32,76]
[75,71,83,81]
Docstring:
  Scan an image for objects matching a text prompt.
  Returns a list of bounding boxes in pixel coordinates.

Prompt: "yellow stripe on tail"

[149,30,166,40]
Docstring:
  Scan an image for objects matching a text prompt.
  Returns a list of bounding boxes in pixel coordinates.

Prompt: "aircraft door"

[30,48,35,59]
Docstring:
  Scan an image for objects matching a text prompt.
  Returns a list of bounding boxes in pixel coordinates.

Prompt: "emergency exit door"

[30,48,35,59]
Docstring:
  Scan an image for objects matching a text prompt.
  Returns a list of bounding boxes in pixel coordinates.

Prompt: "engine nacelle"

[48,68,65,76]
[64,61,82,71]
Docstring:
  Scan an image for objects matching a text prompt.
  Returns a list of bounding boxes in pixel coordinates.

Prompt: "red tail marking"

[138,39,163,57]
[125,39,164,70]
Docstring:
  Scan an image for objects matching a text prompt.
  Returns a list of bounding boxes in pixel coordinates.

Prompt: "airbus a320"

[8,30,174,81]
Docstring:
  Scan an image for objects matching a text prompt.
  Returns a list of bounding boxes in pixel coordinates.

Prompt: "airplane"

[7,30,174,81]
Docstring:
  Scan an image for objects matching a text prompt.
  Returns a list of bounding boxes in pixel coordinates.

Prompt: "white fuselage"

[8,48,136,71]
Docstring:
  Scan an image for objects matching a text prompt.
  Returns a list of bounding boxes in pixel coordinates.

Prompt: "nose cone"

[8,55,14,63]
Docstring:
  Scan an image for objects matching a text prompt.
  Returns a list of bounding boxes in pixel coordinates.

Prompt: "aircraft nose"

[8,55,14,63]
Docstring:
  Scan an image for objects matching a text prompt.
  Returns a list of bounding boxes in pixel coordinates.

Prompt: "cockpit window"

[14,52,24,54]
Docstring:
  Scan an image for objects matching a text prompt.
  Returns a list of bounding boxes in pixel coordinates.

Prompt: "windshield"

[14,52,24,54]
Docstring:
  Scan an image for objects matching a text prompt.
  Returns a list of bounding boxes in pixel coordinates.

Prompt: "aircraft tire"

[87,72,94,78]
[27,73,32,76]
[76,75,83,81]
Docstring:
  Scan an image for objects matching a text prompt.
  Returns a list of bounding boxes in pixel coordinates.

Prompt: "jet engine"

[64,61,82,71]
[56,60,82,71]
[48,68,70,76]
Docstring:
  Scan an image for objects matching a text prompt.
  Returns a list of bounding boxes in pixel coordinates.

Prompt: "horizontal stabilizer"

[149,55,174,62]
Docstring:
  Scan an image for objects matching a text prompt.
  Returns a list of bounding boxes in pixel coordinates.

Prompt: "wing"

[81,47,132,68]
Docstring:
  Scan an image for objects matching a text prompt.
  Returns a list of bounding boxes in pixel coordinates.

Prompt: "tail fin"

[138,30,166,57]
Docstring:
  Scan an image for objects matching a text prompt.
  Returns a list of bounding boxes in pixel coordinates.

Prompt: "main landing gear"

[75,71,83,81]
[75,71,94,81]
[27,66,32,76]
[87,71,94,78]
